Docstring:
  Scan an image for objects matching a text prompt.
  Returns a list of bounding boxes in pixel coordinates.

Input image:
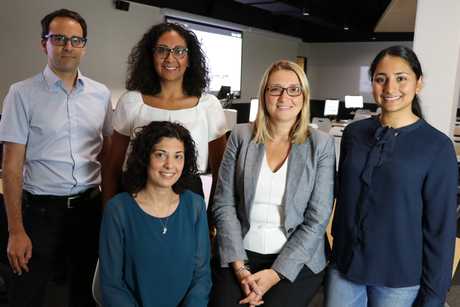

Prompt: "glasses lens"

[287,87,301,96]
[70,37,86,47]
[173,47,187,58]
[50,35,66,46]
[267,86,283,96]
[155,46,170,58]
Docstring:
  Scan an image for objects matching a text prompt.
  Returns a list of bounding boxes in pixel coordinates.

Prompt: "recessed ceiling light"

[344,26,350,31]
[303,11,310,16]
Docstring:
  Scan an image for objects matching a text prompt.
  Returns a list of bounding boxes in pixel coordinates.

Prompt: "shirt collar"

[43,65,85,91]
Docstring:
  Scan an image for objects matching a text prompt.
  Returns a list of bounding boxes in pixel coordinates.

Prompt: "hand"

[233,264,263,306]
[7,230,32,275]
[239,269,281,305]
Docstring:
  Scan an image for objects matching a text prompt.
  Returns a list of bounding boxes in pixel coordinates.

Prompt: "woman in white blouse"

[210,60,335,307]
[104,22,228,204]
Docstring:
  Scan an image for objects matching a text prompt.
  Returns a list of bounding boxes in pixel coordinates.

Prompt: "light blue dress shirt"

[0,66,113,195]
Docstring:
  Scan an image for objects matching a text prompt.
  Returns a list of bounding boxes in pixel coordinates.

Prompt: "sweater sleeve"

[99,199,139,307]
[416,139,458,307]
[181,197,212,307]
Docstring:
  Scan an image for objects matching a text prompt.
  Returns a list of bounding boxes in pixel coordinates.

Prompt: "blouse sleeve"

[416,139,458,307]
[180,196,212,307]
[202,94,229,142]
[99,199,139,307]
[113,91,139,137]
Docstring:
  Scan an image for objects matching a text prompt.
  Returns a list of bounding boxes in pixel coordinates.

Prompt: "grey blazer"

[212,123,335,282]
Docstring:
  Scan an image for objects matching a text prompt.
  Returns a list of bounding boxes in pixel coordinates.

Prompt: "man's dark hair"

[123,121,199,194]
[41,8,87,39]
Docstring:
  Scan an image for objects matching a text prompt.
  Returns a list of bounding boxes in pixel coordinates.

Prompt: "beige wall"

[0,0,301,108]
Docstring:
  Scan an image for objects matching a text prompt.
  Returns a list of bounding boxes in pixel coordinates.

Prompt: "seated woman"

[99,121,211,307]
[210,60,335,307]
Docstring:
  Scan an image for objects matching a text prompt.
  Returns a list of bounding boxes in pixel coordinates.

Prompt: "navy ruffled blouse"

[332,117,458,307]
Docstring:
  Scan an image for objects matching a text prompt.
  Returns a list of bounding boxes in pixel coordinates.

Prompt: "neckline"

[129,192,182,220]
[138,92,200,111]
[264,151,289,174]
[373,116,424,133]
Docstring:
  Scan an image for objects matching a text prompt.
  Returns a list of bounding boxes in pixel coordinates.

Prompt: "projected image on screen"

[166,17,242,94]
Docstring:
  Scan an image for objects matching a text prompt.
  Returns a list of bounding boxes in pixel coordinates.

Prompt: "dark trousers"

[209,250,325,307]
[1,190,101,307]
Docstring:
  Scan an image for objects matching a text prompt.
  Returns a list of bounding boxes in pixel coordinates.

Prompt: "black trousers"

[1,190,101,307]
[209,250,325,307]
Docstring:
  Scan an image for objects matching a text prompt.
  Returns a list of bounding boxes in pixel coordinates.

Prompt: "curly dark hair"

[126,22,209,97]
[122,121,199,194]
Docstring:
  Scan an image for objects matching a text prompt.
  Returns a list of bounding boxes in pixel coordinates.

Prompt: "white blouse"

[113,91,228,172]
[243,153,288,254]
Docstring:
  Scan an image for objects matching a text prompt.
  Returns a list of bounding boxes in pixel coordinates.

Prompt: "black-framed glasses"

[43,34,87,48]
[153,45,189,59]
[266,85,302,97]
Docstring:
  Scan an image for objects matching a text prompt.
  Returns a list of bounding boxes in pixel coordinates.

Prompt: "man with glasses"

[0,8,112,307]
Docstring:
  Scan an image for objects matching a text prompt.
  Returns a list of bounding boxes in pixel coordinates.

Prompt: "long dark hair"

[122,121,199,194]
[369,45,423,119]
[126,22,209,97]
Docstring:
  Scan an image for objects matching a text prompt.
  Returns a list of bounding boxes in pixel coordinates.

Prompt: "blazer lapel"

[243,141,265,218]
[284,143,309,206]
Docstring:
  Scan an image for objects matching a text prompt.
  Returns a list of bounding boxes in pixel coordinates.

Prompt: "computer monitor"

[324,99,340,116]
[344,95,364,108]
[310,99,325,120]
[217,86,231,100]
[226,102,250,123]
[249,98,258,122]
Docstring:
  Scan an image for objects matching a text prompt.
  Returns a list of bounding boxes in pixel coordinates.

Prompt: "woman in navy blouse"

[99,121,211,307]
[326,46,458,307]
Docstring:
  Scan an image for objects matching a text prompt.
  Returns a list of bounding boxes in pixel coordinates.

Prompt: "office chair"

[92,260,102,306]
[311,117,332,133]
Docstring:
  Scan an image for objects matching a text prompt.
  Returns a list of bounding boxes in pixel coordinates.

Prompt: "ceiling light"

[344,26,350,31]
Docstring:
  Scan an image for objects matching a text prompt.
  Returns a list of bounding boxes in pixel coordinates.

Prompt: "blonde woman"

[210,60,335,307]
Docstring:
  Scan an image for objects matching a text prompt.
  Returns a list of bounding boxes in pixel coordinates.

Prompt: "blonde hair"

[253,60,310,144]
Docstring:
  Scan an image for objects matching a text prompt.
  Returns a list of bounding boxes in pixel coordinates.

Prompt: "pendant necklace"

[159,217,169,235]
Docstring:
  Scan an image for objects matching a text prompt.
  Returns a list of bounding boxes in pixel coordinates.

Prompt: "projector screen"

[166,16,243,95]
